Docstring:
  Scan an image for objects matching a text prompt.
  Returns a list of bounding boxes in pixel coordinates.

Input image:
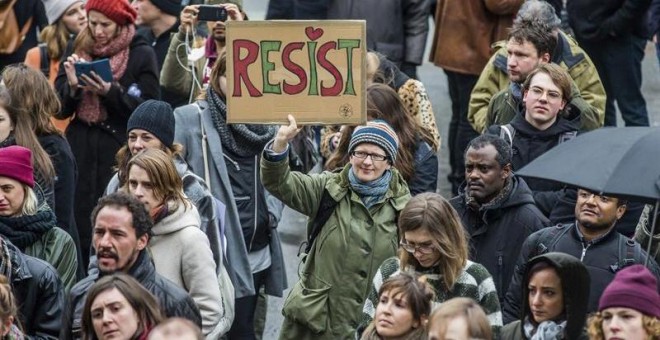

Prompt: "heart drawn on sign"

[305,26,324,41]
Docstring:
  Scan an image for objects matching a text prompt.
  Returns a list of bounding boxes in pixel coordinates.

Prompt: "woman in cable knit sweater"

[357,193,503,337]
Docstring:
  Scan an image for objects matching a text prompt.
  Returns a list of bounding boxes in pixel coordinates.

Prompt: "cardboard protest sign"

[226,20,366,125]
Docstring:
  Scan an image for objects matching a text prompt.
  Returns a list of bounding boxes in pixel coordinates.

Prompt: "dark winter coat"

[409,140,438,195]
[500,252,590,340]
[450,175,550,302]
[503,223,660,324]
[567,0,652,41]
[327,0,429,66]
[54,34,159,266]
[37,134,81,268]
[7,241,64,340]
[61,250,201,340]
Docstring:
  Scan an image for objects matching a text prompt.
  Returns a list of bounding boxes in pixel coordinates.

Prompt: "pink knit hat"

[86,0,137,26]
[0,146,34,188]
[598,264,660,318]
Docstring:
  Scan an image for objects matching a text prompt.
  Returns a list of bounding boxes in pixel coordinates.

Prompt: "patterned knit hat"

[349,120,399,162]
[150,0,181,17]
[43,0,82,25]
[86,0,137,26]
[598,264,660,318]
[127,100,175,148]
[0,146,34,188]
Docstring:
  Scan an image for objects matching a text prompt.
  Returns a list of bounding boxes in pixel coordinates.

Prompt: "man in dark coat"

[450,134,550,303]
[0,237,63,340]
[504,188,660,323]
[61,192,201,340]
[567,0,652,126]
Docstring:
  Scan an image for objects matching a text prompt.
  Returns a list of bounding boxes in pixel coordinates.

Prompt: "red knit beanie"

[86,0,137,26]
[598,264,660,318]
[0,146,35,188]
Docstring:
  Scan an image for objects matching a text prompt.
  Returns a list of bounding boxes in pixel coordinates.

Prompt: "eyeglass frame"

[350,150,389,162]
[399,240,436,254]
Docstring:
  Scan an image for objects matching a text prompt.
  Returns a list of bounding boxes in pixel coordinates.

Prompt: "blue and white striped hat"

[349,120,399,162]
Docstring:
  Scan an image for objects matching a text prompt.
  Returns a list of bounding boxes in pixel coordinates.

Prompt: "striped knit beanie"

[349,120,399,162]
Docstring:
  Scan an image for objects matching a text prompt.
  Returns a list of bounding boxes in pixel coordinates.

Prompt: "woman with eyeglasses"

[261,118,410,339]
[357,192,502,337]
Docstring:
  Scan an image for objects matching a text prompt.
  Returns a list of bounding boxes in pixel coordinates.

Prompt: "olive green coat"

[260,156,410,340]
[468,31,605,133]
[25,227,78,292]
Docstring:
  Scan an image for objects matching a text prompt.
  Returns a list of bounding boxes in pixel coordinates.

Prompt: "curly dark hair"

[90,192,153,239]
[464,134,512,168]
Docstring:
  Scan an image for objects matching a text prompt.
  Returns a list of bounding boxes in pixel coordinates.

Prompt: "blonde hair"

[18,185,39,217]
[587,312,660,340]
[0,275,21,335]
[428,297,493,340]
[398,193,468,291]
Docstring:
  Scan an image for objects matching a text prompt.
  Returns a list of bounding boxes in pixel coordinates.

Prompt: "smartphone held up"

[196,5,228,22]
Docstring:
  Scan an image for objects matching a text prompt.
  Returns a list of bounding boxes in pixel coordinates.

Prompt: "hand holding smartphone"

[74,59,113,85]
[196,5,228,22]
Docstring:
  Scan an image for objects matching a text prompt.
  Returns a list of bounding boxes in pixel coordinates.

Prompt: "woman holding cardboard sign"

[261,115,410,339]
[54,0,159,268]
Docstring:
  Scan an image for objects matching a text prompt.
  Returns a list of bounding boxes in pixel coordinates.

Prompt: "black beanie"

[150,0,181,17]
[127,100,175,148]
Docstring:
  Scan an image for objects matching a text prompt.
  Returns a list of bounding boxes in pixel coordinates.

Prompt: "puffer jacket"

[503,223,660,324]
[61,250,201,340]
[567,0,652,42]
[7,241,64,340]
[468,31,605,133]
[327,0,428,66]
[500,252,590,340]
[260,152,410,339]
[149,201,224,337]
[450,175,550,302]
[430,0,522,75]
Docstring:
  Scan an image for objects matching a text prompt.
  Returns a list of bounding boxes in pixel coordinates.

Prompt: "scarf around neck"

[348,167,392,210]
[206,86,276,157]
[0,205,56,251]
[465,176,513,212]
[524,317,566,340]
[76,25,136,123]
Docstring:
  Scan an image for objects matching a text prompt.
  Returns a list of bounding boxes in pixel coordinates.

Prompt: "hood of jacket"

[152,200,201,236]
[520,252,590,339]
[457,175,537,223]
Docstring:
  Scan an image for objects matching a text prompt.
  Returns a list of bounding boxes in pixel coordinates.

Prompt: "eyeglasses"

[351,150,388,162]
[399,241,436,254]
[527,86,563,102]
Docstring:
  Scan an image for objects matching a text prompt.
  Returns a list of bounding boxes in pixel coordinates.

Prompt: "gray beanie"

[43,0,83,25]
[127,100,175,148]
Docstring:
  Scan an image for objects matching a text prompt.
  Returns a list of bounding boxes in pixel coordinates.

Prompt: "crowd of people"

[0,0,659,339]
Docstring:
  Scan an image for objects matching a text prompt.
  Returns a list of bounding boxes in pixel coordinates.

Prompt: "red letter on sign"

[317,41,342,96]
[232,39,262,97]
[282,42,307,95]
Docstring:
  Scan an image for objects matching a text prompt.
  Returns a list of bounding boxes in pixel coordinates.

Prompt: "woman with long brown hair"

[325,83,438,195]
[54,0,159,267]
[357,193,502,336]
[1,65,81,264]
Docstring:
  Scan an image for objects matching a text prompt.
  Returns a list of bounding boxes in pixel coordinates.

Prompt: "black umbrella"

[517,126,660,265]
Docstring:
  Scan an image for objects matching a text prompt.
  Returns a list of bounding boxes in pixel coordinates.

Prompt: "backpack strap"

[500,124,515,145]
[39,43,49,77]
[612,236,639,273]
[558,131,578,144]
[301,189,339,255]
[533,224,571,258]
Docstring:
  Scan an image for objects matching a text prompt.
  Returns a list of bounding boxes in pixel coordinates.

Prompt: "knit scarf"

[76,25,135,123]
[524,317,566,340]
[0,238,12,282]
[206,86,276,157]
[348,167,392,210]
[0,205,56,250]
[465,176,513,212]
[0,135,15,148]
[3,324,24,340]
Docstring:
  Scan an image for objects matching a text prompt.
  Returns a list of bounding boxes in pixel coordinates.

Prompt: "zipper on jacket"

[497,254,504,300]
[580,243,591,261]
[248,155,258,252]
[223,153,240,171]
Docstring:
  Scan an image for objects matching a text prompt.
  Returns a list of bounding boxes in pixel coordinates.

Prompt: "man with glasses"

[450,134,549,304]
[503,189,660,323]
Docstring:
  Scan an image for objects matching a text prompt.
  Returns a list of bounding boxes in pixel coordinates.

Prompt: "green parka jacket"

[468,31,605,133]
[260,155,410,340]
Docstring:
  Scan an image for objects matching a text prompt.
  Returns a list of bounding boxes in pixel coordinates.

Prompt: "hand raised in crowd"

[179,5,200,35]
[223,3,244,22]
[273,114,301,153]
